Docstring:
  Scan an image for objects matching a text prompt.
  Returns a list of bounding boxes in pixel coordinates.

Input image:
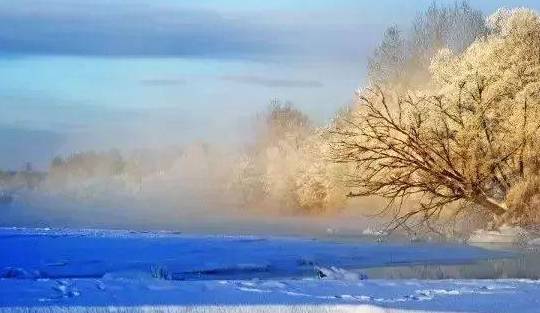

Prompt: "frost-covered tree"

[368,26,406,85]
[368,1,487,88]
[229,101,312,210]
[410,1,486,64]
[331,8,540,230]
[49,150,125,179]
[230,101,347,214]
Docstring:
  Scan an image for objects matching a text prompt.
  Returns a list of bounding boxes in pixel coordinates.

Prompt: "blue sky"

[1,0,539,169]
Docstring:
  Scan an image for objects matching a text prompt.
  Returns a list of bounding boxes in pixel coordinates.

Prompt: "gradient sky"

[1,0,539,170]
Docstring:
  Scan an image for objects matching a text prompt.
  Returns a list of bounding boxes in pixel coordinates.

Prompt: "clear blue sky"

[1,0,539,169]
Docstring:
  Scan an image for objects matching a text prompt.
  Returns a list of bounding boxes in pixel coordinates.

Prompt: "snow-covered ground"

[1,227,539,312]
[468,225,531,245]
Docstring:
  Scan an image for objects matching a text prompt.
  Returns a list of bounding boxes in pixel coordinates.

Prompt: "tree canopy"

[331,8,540,231]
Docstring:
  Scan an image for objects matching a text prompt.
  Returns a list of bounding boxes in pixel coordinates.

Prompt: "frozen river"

[1,227,539,312]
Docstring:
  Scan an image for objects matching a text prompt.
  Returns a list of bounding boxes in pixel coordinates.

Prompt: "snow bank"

[468,225,529,245]
[0,305,438,313]
[362,228,388,237]
[1,277,539,313]
[316,266,366,281]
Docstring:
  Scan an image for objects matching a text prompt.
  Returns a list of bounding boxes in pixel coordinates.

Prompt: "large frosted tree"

[331,9,540,230]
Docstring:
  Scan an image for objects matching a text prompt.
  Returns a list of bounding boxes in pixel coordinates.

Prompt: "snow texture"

[1,227,538,313]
